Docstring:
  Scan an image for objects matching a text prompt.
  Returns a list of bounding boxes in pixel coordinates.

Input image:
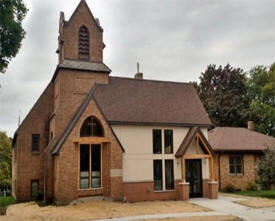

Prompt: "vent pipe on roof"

[248,121,254,131]
[134,62,143,79]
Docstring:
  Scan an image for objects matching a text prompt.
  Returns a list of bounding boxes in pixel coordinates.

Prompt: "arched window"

[78,25,89,60]
[80,116,103,137]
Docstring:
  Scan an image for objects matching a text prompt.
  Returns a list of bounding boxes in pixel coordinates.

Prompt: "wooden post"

[196,136,199,154]
[210,156,214,182]
[182,157,186,183]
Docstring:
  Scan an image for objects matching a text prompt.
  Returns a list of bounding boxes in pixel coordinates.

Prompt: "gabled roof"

[51,84,124,155]
[51,76,211,155]
[209,127,275,153]
[93,77,212,126]
[175,126,214,158]
[66,0,103,32]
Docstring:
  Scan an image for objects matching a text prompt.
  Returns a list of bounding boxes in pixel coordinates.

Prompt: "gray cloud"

[0,0,275,137]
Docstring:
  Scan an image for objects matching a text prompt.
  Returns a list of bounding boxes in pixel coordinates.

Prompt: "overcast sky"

[0,0,275,137]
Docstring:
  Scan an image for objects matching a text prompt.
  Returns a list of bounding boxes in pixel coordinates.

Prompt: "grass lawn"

[234,190,275,199]
[0,196,16,215]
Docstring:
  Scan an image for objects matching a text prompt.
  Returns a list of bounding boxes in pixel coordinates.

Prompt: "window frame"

[153,129,162,154]
[31,134,40,152]
[79,143,102,190]
[229,155,244,176]
[153,160,163,191]
[164,129,173,154]
[30,180,39,198]
[80,116,104,137]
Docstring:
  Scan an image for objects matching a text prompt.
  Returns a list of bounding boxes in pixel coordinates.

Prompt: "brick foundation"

[178,182,189,201]
[208,182,218,199]
[123,181,181,202]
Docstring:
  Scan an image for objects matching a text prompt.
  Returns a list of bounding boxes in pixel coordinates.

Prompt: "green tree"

[0,131,12,188]
[257,147,275,189]
[0,0,28,73]
[247,63,275,135]
[196,64,250,127]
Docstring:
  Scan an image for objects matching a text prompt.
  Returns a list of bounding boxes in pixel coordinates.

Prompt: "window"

[229,155,243,175]
[31,180,39,198]
[80,145,90,189]
[164,130,173,154]
[78,25,89,60]
[79,144,102,189]
[32,134,40,152]
[153,160,163,191]
[153,130,162,154]
[80,117,103,137]
[153,159,175,191]
[165,160,174,190]
[91,145,101,188]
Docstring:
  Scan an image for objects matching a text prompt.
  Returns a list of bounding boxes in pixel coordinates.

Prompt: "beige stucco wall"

[112,125,209,183]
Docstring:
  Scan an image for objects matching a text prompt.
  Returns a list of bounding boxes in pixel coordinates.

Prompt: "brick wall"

[54,99,123,204]
[14,83,53,201]
[60,1,103,63]
[216,154,258,191]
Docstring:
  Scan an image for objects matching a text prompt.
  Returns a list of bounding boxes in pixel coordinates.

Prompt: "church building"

[12,0,218,204]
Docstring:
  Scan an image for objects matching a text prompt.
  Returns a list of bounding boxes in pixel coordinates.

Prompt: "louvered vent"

[78,26,89,60]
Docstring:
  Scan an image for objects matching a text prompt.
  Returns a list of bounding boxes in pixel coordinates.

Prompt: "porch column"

[181,157,186,183]
[210,156,214,182]
[179,157,189,200]
[208,156,218,199]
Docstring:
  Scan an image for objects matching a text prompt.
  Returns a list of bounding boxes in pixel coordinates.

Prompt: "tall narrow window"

[78,25,89,60]
[79,144,102,189]
[229,155,243,175]
[31,180,39,198]
[153,160,163,191]
[80,144,90,189]
[153,129,162,154]
[92,144,101,188]
[165,160,174,190]
[32,134,40,152]
[164,130,173,154]
[80,117,103,137]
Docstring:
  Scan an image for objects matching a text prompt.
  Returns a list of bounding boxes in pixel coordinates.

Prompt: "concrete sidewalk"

[85,211,227,221]
[190,196,275,221]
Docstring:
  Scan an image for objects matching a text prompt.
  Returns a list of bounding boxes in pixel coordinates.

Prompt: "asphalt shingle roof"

[209,127,275,152]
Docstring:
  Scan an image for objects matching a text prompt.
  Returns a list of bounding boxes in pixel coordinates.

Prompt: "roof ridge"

[109,76,192,85]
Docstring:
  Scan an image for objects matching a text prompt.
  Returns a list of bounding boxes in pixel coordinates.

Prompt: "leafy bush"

[0,196,15,215]
[247,182,257,191]
[257,147,275,190]
[224,183,236,193]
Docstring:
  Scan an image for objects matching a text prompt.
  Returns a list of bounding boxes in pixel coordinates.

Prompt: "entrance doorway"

[186,159,202,197]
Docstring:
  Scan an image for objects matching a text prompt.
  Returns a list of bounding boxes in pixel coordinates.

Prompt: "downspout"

[218,153,221,190]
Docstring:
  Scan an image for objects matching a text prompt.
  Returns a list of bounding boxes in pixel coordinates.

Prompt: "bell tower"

[57,0,105,64]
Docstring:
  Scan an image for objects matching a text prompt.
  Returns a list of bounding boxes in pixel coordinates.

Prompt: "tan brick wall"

[216,154,258,191]
[14,83,53,201]
[54,99,123,203]
[53,69,108,141]
[61,1,103,63]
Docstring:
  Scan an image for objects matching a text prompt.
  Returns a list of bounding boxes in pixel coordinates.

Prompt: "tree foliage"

[195,64,250,127]
[257,147,275,189]
[0,0,28,73]
[247,64,275,135]
[0,131,12,188]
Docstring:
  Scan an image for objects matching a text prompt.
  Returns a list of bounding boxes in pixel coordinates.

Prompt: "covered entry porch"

[175,127,218,200]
